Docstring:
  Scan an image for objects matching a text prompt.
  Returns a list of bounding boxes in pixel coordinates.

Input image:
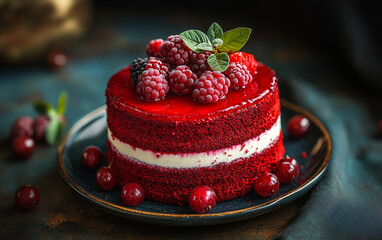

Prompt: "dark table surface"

[1,2,381,239]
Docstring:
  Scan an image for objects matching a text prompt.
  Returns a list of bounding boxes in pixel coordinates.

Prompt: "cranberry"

[279,157,299,168]
[275,160,299,183]
[48,51,68,69]
[14,185,40,211]
[121,183,145,206]
[254,173,279,197]
[33,115,50,142]
[81,146,103,171]
[188,185,217,214]
[96,167,117,191]
[287,115,310,138]
[11,116,34,139]
[12,136,36,158]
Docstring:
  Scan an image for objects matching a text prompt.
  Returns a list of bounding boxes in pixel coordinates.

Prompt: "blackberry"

[130,58,148,85]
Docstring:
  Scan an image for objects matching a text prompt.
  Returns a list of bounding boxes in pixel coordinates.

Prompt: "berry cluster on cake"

[105,23,285,205]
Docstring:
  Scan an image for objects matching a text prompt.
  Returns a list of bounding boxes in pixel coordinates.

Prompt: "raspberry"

[224,62,253,89]
[137,68,169,101]
[169,65,197,95]
[146,39,163,58]
[188,51,212,76]
[160,35,192,66]
[146,58,170,80]
[33,115,50,142]
[192,71,230,104]
[130,58,148,85]
[229,51,258,75]
[11,116,34,139]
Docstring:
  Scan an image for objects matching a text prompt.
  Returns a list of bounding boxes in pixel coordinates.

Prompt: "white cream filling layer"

[108,116,281,169]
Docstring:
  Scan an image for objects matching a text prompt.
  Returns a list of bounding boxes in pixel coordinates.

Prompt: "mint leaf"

[207,22,223,41]
[33,101,55,117]
[207,52,229,72]
[179,30,211,53]
[57,91,67,115]
[45,118,64,146]
[212,38,223,47]
[195,42,213,52]
[217,27,252,53]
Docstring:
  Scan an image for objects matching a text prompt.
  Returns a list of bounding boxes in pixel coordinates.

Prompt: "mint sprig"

[180,22,252,72]
[33,91,67,146]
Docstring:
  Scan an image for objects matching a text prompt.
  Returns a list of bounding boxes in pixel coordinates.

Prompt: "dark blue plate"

[58,100,331,226]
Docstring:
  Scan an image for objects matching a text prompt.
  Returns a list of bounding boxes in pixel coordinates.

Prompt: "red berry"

[254,173,279,197]
[121,183,145,206]
[146,58,170,79]
[81,146,103,171]
[287,115,310,138]
[223,62,253,89]
[279,157,299,168]
[188,51,212,76]
[160,35,192,66]
[96,167,117,191]
[192,71,230,104]
[137,68,169,101]
[229,51,258,75]
[188,185,217,214]
[14,185,40,211]
[11,116,34,139]
[146,39,164,58]
[275,160,299,183]
[169,65,197,95]
[11,136,36,158]
[48,51,68,69]
[33,115,50,142]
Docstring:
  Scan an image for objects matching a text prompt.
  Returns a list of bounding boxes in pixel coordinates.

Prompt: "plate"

[58,99,332,226]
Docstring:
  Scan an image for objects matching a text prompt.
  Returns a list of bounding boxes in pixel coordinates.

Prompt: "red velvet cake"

[105,23,285,205]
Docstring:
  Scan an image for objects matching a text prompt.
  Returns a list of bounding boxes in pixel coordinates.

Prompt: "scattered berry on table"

[229,51,258,75]
[192,71,230,104]
[14,185,40,211]
[146,57,170,80]
[188,51,212,76]
[254,173,279,197]
[287,115,310,138]
[223,62,253,89]
[33,115,50,143]
[188,185,217,214]
[160,35,192,66]
[136,68,169,101]
[130,58,148,86]
[11,116,34,139]
[121,183,145,206]
[48,51,68,69]
[169,65,197,95]
[96,167,117,191]
[81,146,103,171]
[146,39,164,58]
[275,158,299,183]
[11,136,36,158]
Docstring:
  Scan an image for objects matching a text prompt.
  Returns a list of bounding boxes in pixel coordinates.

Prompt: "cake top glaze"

[106,62,277,121]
